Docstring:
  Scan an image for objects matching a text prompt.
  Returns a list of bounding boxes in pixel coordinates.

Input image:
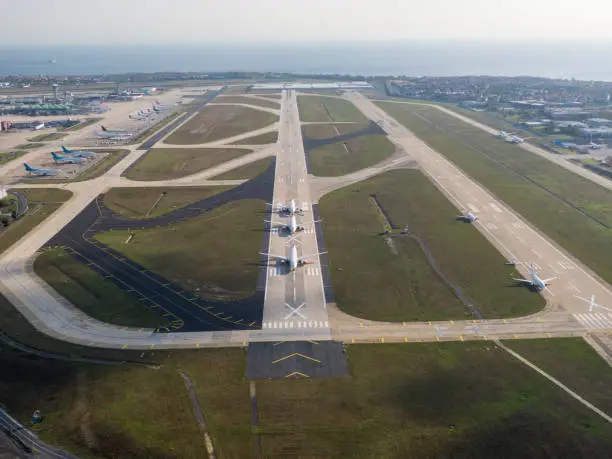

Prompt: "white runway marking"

[531,249,542,259]
[468,203,479,213]
[574,313,612,330]
[486,223,497,230]
[490,203,503,213]
[512,222,525,229]
[262,320,329,329]
[558,261,576,270]
[567,282,580,293]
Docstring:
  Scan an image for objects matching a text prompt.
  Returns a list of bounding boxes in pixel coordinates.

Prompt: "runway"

[344,91,612,335]
[249,89,331,342]
[0,88,611,350]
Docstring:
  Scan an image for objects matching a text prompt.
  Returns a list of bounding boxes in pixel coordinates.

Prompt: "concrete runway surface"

[0,88,610,350]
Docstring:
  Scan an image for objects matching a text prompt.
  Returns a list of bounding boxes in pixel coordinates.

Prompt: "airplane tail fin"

[530,263,537,277]
[24,163,32,172]
[101,125,107,132]
[52,152,59,159]
[61,145,71,153]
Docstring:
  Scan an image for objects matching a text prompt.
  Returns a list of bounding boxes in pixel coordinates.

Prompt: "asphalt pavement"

[45,162,275,333]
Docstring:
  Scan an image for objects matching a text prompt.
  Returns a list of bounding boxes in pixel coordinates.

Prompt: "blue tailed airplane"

[61,146,95,158]
[513,263,557,292]
[24,163,59,176]
[52,152,85,164]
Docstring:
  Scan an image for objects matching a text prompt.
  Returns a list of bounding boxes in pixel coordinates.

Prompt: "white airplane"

[267,214,305,235]
[495,130,516,140]
[262,244,323,272]
[512,263,557,291]
[457,211,478,223]
[588,141,607,150]
[268,199,304,216]
[506,134,532,144]
[94,125,133,139]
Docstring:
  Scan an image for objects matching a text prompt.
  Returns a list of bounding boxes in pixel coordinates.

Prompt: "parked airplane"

[457,211,478,223]
[553,139,589,153]
[61,146,95,158]
[554,139,578,149]
[32,123,45,131]
[263,245,323,272]
[94,127,133,140]
[24,163,59,176]
[52,152,85,164]
[512,263,557,291]
[588,141,607,150]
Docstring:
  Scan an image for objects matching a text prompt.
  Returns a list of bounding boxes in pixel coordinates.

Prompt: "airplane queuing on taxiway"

[61,146,95,158]
[268,199,304,216]
[51,152,85,165]
[274,214,304,234]
[457,210,478,223]
[262,244,323,272]
[24,163,59,176]
[512,263,557,291]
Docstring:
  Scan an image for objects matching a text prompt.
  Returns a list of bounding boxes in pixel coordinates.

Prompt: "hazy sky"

[3,0,611,45]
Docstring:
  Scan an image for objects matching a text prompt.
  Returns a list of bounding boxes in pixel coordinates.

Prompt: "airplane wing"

[298,251,327,262]
[260,252,287,261]
[512,277,532,284]
[540,276,557,284]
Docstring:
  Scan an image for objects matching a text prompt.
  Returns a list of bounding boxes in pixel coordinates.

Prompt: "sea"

[1,42,612,81]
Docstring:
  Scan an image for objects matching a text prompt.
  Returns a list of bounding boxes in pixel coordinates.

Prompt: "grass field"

[124,147,252,181]
[131,112,183,145]
[0,188,72,255]
[506,338,612,415]
[255,341,612,459]
[15,142,44,150]
[297,96,368,122]
[231,131,278,145]
[95,199,264,301]
[0,346,251,459]
[216,96,280,109]
[28,132,68,142]
[251,93,282,99]
[0,150,26,165]
[103,186,231,219]
[305,127,395,176]
[22,150,130,184]
[319,169,543,321]
[210,157,273,180]
[376,102,612,286]
[301,123,369,139]
[2,339,612,458]
[34,247,169,329]
[165,105,278,145]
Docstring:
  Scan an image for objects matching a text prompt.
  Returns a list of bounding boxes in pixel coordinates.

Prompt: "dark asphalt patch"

[312,203,334,304]
[44,160,276,333]
[246,341,349,379]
